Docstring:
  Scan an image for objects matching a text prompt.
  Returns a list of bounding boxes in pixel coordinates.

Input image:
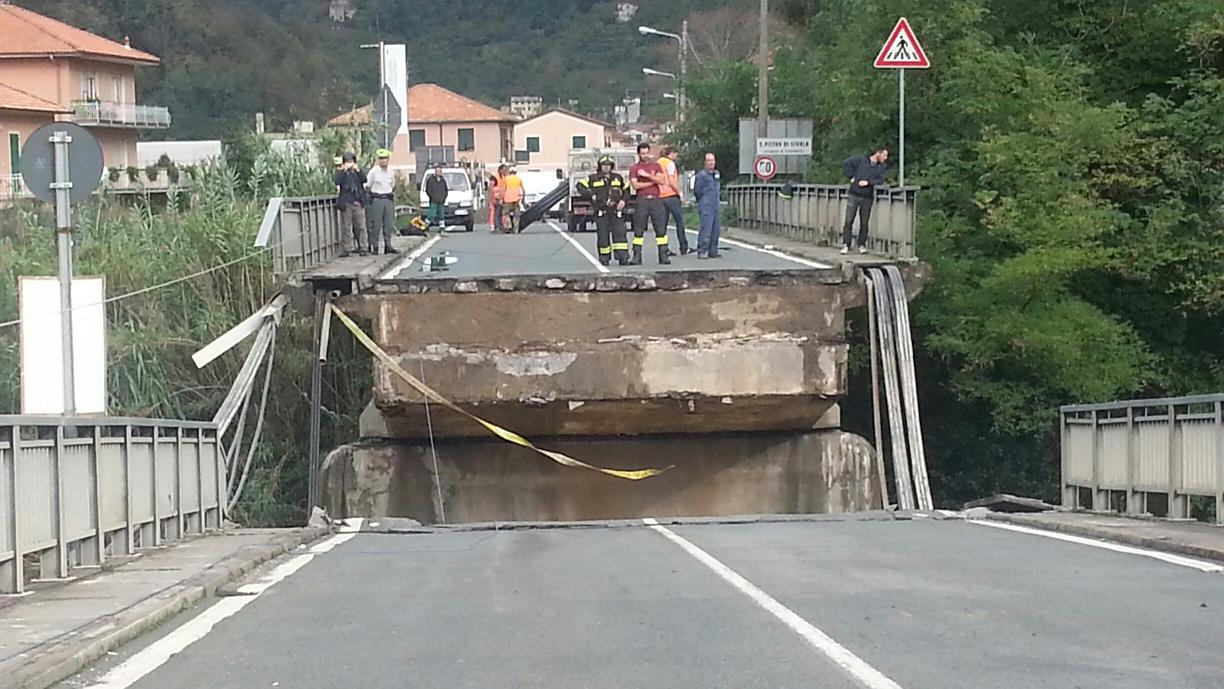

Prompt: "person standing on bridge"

[334,151,368,256]
[693,152,722,259]
[575,155,631,266]
[489,165,507,233]
[424,164,449,232]
[628,142,670,265]
[365,149,398,254]
[840,146,889,255]
[501,168,525,234]
[657,145,691,256]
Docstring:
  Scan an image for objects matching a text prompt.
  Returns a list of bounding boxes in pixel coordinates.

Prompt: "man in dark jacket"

[334,151,368,255]
[840,147,889,254]
[424,164,449,230]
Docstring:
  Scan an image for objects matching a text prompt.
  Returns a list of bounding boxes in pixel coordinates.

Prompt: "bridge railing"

[726,184,919,260]
[255,196,346,274]
[1061,394,1224,523]
[0,417,224,594]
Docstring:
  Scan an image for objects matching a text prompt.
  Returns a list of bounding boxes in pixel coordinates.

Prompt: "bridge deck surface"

[381,221,834,281]
[57,515,1224,689]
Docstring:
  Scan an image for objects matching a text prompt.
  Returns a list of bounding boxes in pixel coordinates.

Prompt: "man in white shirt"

[365,149,399,254]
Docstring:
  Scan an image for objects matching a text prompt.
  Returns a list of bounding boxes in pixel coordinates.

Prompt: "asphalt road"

[386,221,830,280]
[58,517,1224,689]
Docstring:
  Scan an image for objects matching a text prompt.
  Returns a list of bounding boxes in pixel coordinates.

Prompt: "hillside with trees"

[15,0,749,138]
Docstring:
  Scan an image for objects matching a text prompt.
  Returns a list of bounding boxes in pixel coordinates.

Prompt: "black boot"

[658,246,671,265]
[630,246,643,265]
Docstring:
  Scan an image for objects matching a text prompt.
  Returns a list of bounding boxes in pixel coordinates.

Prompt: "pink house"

[0,2,168,191]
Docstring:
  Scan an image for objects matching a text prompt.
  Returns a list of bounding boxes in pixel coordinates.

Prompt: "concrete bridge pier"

[319,262,928,525]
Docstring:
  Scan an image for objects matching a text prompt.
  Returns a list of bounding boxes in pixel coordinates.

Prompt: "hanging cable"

[420,360,447,525]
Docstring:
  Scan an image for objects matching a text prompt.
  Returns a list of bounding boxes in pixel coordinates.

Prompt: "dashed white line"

[970,520,1224,573]
[548,220,610,274]
[685,229,833,269]
[84,529,360,689]
[644,518,905,689]
[379,234,444,280]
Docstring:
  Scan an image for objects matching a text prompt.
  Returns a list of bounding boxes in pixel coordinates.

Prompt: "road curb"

[982,512,1224,564]
[6,526,332,689]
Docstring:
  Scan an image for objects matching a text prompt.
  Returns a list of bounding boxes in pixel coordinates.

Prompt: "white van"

[418,167,477,231]
[517,167,567,218]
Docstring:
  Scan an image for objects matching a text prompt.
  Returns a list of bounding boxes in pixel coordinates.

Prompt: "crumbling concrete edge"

[979,511,1224,564]
[7,526,333,689]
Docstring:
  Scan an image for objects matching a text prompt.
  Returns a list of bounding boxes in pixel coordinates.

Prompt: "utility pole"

[679,20,689,123]
[51,129,76,415]
[757,0,769,132]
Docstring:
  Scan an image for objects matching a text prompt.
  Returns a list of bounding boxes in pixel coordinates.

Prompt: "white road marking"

[379,234,444,280]
[970,520,1224,573]
[84,530,360,689]
[685,229,833,269]
[548,220,609,274]
[644,518,905,689]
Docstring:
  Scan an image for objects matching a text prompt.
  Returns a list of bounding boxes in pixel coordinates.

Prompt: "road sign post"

[874,18,930,187]
[20,122,103,415]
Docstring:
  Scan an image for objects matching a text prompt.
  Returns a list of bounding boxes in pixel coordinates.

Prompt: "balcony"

[72,100,171,129]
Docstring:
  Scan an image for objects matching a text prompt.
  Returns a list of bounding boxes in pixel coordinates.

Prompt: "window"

[81,73,99,101]
[409,129,426,151]
[571,135,587,149]
[526,137,540,153]
[112,76,125,103]
[457,128,475,152]
[514,150,530,163]
[8,133,20,178]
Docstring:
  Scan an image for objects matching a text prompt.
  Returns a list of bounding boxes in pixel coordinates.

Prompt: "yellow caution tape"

[330,304,670,481]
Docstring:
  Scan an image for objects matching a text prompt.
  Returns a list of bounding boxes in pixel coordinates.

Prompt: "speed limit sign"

[753,155,777,181]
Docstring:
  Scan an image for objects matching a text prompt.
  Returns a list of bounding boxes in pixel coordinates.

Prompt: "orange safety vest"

[502,175,524,203]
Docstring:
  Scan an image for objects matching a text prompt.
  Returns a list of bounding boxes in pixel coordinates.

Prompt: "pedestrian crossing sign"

[874,18,930,69]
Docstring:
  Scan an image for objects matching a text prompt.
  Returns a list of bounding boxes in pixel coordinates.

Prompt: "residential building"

[0,3,167,178]
[328,83,516,182]
[508,96,543,119]
[513,108,614,170]
[0,82,69,197]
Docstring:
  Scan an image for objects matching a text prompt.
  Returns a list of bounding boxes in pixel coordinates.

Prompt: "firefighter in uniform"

[575,155,631,266]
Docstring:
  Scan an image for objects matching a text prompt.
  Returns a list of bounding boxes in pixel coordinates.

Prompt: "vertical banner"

[382,44,409,136]
[19,276,108,415]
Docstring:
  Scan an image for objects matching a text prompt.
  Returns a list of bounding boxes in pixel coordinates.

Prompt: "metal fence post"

[175,427,185,539]
[123,425,134,555]
[1216,400,1223,525]
[90,425,105,565]
[1090,410,1104,510]
[150,425,161,547]
[7,425,23,594]
[1059,410,1072,508]
[1167,404,1185,519]
[52,425,68,578]
[195,429,206,534]
[1126,405,1141,514]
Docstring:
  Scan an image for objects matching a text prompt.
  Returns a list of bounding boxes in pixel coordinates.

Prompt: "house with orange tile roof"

[0,2,168,192]
[328,83,517,182]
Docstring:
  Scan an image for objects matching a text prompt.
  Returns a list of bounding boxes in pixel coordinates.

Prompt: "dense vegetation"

[0,146,372,524]
[678,0,1224,503]
[18,0,748,138]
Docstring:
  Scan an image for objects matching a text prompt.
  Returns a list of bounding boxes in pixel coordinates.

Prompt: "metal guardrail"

[72,100,172,129]
[0,417,224,594]
[1061,394,1224,523]
[726,184,919,259]
[255,196,346,274]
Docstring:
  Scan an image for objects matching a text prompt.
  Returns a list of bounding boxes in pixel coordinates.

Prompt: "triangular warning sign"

[874,18,930,69]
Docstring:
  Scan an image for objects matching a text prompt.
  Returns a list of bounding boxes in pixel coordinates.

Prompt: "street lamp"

[639,22,689,122]
[642,67,677,80]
